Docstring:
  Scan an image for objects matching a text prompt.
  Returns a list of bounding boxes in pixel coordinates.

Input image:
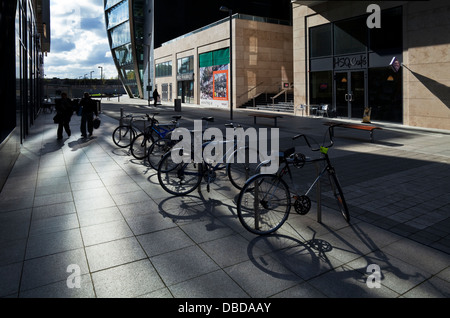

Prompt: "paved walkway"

[1,98,449,298]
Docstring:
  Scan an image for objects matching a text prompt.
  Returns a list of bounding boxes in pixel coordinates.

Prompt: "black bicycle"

[236,125,350,235]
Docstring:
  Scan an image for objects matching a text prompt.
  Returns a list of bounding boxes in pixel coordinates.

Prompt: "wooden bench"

[324,122,382,143]
[249,114,283,127]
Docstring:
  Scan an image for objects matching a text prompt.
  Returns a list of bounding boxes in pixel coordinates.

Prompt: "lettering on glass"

[334,55,367,70]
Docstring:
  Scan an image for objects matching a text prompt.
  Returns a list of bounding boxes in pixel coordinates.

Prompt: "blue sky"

[44,0,117,79]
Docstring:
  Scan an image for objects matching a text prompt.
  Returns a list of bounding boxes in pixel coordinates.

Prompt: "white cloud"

[45,0,116,79]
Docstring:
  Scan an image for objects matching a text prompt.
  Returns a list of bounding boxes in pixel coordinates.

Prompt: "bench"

[324,122,382,143]
[249,114,283,127]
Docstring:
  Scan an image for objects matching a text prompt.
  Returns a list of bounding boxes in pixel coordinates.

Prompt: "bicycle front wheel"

[237,174,291,235]
[157,151,203,196]
[327,171,350,223]
[148,137,174,170]
[131,133,154,160]
[227,147,261,190]
[112,126,136,148]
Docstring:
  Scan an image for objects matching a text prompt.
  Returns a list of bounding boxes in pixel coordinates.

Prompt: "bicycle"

[157,122,263,196]
[147,116,214,170]
[130,113,182,160]
[236,125,350,235]
[112,114,150,149]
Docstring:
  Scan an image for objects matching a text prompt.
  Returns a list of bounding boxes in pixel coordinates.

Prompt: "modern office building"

[0,0,51,190]
[104,0,151,99]
[292,0,450,130]
[153,14,293,109]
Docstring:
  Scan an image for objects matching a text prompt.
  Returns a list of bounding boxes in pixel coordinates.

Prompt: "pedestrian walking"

[79,92,99,138]
[55,92,73,140]
[153,88,159,106]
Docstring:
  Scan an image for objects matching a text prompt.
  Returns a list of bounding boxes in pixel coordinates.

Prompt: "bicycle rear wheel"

[237,174,291,235]
[131,133,154,160]
[327,171,350,223]
[157,151,203,196]
[112,126,136,148]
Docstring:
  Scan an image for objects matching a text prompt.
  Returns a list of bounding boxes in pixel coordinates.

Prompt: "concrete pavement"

[0,97,449,298]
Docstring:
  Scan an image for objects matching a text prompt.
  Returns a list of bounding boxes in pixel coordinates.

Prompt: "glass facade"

[308,7,403,122]
[104,0,152,98]
[1,0,48,190]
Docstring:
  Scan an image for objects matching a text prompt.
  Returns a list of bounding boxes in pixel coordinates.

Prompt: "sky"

[44,0,117,79]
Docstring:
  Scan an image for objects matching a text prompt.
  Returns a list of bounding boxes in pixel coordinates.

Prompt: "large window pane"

[110,22,131,48]
[105,0,123,10]
[177,56,194,75]
[114,43,133,66]
[106,0,129,30]
[310,24,332,58]
[310,71,332,105]
[368,67,403,122]
[334,17,367,55]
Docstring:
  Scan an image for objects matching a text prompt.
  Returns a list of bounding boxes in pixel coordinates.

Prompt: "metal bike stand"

[315,162,322,223]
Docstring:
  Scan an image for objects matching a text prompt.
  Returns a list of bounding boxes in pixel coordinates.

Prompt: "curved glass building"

[104,0,153,99]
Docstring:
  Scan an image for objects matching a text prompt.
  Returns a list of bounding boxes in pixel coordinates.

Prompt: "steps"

[241,93,294,113]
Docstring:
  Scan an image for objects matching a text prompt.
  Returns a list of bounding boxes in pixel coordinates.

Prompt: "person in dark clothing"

[79,92,99,138]
[55,92,73,140]
[153,89,159,106]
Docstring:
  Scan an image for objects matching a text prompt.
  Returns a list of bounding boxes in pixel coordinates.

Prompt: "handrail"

[238,81,265,99]
[270,84,294,105]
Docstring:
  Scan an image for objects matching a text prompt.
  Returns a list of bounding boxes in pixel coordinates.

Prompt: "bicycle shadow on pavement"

[244,220,425,297]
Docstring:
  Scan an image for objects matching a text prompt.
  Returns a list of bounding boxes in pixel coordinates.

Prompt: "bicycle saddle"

[172,115,182,120]
[202,117,214,122]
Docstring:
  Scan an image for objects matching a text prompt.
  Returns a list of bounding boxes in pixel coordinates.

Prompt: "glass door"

[334,70,366,118]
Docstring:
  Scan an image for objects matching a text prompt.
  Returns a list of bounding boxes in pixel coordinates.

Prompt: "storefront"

[308,6,403,122]
[293,0,450,130]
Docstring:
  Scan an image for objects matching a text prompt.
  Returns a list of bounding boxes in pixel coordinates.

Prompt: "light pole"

[98,66,103,100]
[98,66,103,81]
[143,43,151,106]
[220,6,233,121]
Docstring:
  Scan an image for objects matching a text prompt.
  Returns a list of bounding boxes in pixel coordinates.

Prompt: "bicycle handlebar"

[292,125,336,151]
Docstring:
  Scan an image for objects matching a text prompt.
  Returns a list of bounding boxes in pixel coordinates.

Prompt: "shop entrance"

[334,70,367,118]
[177,80,194,104]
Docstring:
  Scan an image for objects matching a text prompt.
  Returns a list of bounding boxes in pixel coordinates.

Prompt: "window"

[177,56,194,75]
[114,43,133,66]
[368,67,403,122]
[309,71,332,106]
[110,22,131,49]
[106,0,129,30]
[155,61,172,78]
[334,16,367,55]
[309,24,332,58]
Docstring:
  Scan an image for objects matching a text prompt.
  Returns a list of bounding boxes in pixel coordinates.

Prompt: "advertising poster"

[200,64,229,108]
